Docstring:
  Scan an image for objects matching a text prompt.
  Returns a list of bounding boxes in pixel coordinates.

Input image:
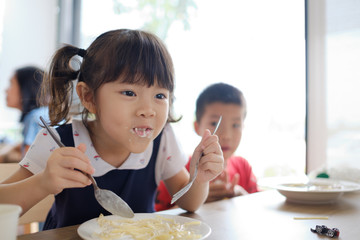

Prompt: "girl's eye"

[121,91,136,97]
[155,93,167,99]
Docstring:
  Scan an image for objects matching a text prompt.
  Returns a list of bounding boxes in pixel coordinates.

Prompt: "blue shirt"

[22,107,49,154]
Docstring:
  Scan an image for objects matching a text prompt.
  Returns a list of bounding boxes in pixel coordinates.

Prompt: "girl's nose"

[136,102,156,118]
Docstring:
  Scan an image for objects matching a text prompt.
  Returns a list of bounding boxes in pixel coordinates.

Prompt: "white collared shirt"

[20,119,187,185]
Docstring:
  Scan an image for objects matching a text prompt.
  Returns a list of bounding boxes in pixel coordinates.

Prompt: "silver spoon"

[39,117,134,218]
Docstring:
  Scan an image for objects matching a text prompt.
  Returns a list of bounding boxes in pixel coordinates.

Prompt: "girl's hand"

[39,143,95,195]
[190,129,224,183]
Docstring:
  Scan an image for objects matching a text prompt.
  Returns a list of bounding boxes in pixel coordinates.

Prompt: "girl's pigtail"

[41,45,86,126]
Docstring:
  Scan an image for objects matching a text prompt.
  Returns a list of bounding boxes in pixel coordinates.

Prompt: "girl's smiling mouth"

[131,127,153,138]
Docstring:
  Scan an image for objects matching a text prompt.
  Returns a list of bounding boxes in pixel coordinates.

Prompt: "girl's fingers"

[192,130,220,168]
[61,168,92,186]
[200,157,224,174]
[199,150,223,169]
[43,146,94,194]
[194,130,212,153]
[49,167,91,189]
[202,139,222,156]
[53,147,95,175]
[77,143,87,153]
[191,130,223,182]
[56,146,91,164]
[200,130,217,148]
[56,177,91,189]
[60,156,95,175]
[190,133,211,174]
[40,168,91,195]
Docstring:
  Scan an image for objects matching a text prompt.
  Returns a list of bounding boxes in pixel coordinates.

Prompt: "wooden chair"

[0,163,54,233]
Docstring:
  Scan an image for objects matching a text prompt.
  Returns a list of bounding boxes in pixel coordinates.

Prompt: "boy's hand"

[39,143,95,195]
[190,129,224,183]
[206,172,248,202]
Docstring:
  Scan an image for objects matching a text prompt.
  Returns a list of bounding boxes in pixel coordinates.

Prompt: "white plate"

[275,178,360,204]
[77,213,211,240]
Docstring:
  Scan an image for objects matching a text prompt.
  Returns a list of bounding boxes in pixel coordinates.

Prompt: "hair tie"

[77,48,87,57]
[70,70,80,80]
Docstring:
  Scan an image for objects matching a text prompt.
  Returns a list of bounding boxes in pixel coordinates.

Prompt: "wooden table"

[18,189,360,239]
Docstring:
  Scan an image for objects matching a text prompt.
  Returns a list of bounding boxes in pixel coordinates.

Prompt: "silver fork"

[39,117,134,218]
[171,116,222,204]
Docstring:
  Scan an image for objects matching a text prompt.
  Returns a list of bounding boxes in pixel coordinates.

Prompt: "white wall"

[0,0,57,131]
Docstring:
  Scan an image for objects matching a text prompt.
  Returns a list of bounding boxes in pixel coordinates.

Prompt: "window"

[307,0,360,178]
[79,0,306,179]
[0,0,57,144]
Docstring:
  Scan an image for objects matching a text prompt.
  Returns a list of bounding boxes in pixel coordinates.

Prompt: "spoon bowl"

[90,175,134,218]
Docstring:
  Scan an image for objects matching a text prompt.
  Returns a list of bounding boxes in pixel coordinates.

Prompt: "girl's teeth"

[134,128,151,138]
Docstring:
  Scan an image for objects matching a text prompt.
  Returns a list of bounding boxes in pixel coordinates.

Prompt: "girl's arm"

[0,144,94,215]
[165,130,224,212]
[0,167,50,215]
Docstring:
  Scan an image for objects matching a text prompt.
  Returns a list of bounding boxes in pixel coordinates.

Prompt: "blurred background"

[0,0,359,181]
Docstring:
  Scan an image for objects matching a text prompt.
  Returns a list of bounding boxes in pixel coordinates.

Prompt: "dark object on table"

[316,172,330,178]
[311,225,340,238]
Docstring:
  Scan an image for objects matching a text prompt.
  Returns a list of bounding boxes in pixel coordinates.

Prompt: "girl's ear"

[76,82,96,114]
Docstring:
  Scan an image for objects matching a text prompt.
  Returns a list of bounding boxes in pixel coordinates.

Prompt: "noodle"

[93,214,203,240]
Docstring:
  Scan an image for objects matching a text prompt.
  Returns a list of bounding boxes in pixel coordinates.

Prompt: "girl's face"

[91,80,169,155]
[195,103,245,161]
[5,75,22,110]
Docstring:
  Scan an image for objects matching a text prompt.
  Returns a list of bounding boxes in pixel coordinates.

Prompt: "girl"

[5,66,48,156]
[0,29,223,229]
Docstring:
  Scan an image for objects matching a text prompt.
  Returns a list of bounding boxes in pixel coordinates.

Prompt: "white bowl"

[275,179,360,204]
[0,204,22,240]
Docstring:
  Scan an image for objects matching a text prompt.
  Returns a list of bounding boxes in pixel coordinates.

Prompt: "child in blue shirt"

[0,29,223,229]
[5,66,49,157]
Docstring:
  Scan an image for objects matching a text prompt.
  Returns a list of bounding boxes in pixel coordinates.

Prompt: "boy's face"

[194,102,245,161]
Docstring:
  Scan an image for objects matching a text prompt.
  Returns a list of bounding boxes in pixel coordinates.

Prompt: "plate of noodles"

[77,213,211,240]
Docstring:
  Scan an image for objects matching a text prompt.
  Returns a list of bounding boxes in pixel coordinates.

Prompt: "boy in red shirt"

[155,83,258,211]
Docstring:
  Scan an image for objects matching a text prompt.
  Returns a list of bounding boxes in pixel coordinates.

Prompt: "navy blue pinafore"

[43,124,162,230]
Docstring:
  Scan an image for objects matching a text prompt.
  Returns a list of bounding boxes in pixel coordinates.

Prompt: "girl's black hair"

[15,66,44,122]
[195,82,246,122]
[42,29,179,126]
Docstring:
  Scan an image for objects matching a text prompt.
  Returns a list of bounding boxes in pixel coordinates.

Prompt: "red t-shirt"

[154,155,258,211]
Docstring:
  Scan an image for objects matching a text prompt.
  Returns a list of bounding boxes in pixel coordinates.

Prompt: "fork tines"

[171,183,192,204]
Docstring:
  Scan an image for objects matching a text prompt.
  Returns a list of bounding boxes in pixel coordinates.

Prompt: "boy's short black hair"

[195,82,246,122]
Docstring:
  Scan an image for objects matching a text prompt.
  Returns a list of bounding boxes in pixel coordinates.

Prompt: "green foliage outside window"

[112,0,197,40]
